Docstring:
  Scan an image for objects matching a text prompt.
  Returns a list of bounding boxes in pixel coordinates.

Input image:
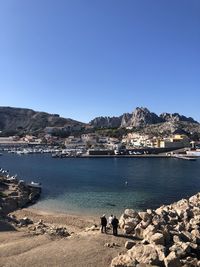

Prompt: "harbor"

[0,152,200,216]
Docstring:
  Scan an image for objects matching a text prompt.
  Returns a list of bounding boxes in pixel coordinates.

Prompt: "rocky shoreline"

[2,169,200,266]
[0,171,41,216]
[112,193,200,267]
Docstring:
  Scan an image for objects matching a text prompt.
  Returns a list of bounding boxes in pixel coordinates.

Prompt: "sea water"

[1,153,200,216]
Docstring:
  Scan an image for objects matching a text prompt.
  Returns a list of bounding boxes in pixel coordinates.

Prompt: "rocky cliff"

[160,112,198,124]
[89,107,200,136]
[89,116,122,128]
[90,107,198,129]
[129,107,163,127]
[0,106,85,136]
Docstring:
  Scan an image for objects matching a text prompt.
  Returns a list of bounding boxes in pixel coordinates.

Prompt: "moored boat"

[28,181,42,188]
[186,150,200,157]
[173,154,196,161]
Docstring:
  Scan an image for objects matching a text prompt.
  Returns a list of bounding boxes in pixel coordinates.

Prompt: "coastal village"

[0,132,198,158]
[0,106,200,158]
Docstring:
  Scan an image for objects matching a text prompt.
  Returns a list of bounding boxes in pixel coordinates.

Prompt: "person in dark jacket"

[111,216,119,236]
[100,214,107,233]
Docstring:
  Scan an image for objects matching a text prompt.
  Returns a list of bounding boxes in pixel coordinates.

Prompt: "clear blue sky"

[0,0,200,122]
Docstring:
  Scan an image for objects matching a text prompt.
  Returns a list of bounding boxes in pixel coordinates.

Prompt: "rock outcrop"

[90,107,199,134]
[111,193,200,267]
[160,113,198,124]
[120,113,132,128]
[89,116,122,128]
[0,173,41,215]
[129,107,163,127]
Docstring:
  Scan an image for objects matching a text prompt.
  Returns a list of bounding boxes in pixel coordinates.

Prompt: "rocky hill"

[0,107,85,136]
[89,107,200,136]
[90,107,198,129]
[0,106,199,138]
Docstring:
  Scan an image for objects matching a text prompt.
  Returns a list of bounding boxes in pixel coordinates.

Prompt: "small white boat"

[173,154,196,161]
[186,150,200,157]
[29,181,42,188]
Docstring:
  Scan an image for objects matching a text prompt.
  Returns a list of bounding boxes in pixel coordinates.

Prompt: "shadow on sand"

[102,231,135,240]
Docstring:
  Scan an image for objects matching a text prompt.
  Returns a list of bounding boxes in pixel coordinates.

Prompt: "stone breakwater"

[111,193,200,267]
[0,174,41,215]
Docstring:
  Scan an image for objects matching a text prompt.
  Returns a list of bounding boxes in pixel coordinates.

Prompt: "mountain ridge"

[89,107,198,128]
[0,106,199,137]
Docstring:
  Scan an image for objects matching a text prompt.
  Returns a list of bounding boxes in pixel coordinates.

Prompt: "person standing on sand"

[111,216,119,236]
[100,214,107,233]
[108,214,113,227]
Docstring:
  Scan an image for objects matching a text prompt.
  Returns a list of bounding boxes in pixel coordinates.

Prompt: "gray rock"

[130,107,162,127]
[160,112,198,124]
[90,116,122,128]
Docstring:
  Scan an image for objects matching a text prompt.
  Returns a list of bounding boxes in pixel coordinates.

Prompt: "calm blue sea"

[0,153,200,216]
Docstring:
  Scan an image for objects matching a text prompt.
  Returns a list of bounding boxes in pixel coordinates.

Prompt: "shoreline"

[2,166,200,266]
[2,190,200,266]
[29,205,104,219]
[31,201,124,218]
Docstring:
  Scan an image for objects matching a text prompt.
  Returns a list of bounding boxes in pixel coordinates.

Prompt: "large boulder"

[119,210,141,234]
[143,225,158,242]
[128,244,161,265]
[111,254,137,267]
[150,233,165,246]
[111,244,162,267]
[138,212,152,222]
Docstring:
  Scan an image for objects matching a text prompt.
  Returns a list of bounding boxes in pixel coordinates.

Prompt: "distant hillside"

[90,107,200,137]
[0,107,85,136]
[90,107,198,129]
[1,106,199,138]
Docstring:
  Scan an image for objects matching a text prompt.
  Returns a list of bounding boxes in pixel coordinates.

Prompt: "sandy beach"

[0,208,131,267]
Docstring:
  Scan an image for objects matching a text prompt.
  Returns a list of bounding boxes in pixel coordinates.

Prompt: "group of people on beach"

[100,214,119,236]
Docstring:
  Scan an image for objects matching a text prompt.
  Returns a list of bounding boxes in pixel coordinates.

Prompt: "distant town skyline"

[0,1,200,122]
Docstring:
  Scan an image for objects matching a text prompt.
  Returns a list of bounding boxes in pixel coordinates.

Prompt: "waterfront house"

[158,134,190,148]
